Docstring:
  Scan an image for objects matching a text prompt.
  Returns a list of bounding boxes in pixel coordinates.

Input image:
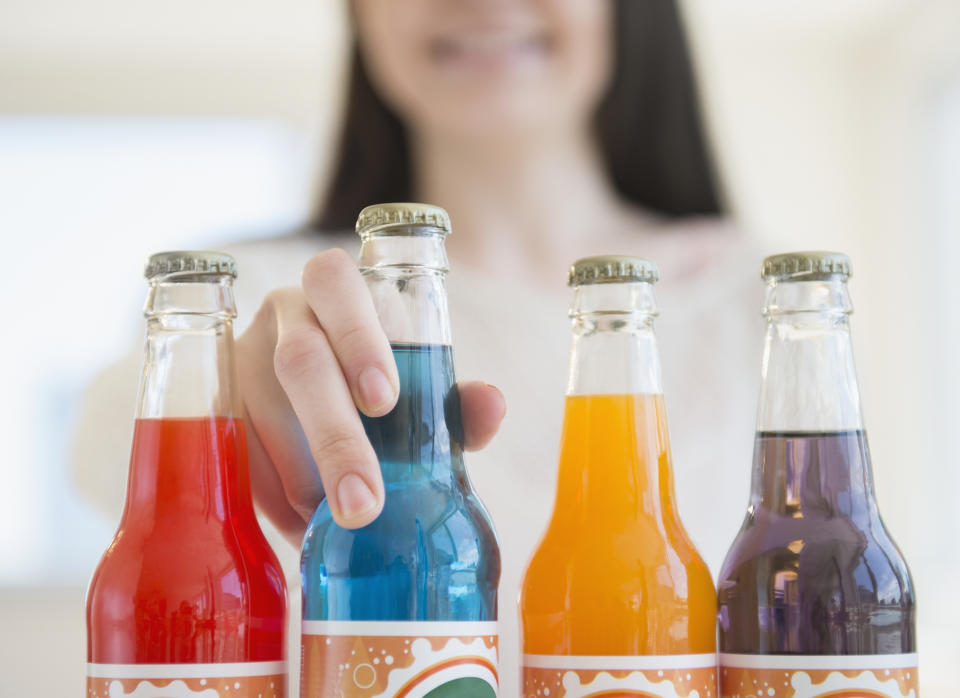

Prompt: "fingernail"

[337,473,379,521]
[358,366,395,412]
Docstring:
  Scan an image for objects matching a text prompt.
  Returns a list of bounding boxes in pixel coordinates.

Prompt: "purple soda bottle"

[717,252,917,697]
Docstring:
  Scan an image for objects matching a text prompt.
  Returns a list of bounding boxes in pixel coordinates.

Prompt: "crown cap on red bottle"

[145,251,237,280]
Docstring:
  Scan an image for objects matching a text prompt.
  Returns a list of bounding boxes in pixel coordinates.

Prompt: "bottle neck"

[752,277,875,514]
[556,282,677,526]
[125,274,249,516]
[566,281,662,396]
[756,278,863,432]
[359,231,461,485]
[137,275,240,419]
[359,231,452,347]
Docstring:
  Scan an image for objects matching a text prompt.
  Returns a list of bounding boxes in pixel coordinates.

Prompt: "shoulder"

[636,214,767,318]
[616,208,764,295]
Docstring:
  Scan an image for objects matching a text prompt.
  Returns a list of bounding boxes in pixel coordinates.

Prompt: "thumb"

[457,381,507,451]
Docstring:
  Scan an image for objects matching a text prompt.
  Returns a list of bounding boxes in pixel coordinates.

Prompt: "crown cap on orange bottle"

[568,255,659,286]
[761,251,851,281]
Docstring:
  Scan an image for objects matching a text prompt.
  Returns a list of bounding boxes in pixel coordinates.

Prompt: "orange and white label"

[523,653,718,697]
[719,653,918,698]
[301,620,499,697]
[86,661,286,698]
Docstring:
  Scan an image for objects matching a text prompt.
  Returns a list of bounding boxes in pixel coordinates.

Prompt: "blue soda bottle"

[300,203,501,697]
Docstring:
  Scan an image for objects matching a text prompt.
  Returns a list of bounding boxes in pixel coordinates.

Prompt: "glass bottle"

[520,256,717,698]
[86,251,287,696]
[300,204,501,697]
[717,252,917,696]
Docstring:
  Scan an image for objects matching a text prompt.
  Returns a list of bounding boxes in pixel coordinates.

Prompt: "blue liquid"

[301,343,500,622]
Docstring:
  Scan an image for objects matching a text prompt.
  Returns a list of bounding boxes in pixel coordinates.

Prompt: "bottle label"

[301,620,499,697]
[522,653,717,697]
[718,653,918,697]
[86,661,286,697]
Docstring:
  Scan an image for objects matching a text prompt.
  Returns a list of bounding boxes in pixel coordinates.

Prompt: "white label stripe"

[87,661,286,679]
[719,653,918,670]
[523,653,718,671]
[302,620,498,637]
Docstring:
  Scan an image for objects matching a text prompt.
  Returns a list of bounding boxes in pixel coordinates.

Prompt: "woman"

[74,0,762,690]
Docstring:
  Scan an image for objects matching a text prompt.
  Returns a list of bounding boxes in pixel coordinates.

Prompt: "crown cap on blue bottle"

[356,203,451,238]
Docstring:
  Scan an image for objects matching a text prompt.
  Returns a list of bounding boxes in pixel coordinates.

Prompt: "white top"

[72,222,764,693]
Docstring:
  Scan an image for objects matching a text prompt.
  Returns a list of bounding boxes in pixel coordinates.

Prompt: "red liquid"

[87,417,286,663]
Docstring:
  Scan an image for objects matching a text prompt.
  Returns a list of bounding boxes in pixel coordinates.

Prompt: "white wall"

[685,5,960,692]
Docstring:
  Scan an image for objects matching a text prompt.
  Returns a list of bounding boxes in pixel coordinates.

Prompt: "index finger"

[272,296,385,529]
[302,249,400,418]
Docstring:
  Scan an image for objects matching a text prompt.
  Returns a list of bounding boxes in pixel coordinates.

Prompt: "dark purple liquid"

[717,431,915,654]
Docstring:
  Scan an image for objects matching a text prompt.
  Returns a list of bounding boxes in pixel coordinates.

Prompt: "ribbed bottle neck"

[756,278,863,433]
[566,281,662,396]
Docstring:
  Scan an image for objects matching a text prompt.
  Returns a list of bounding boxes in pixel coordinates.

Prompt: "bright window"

[0,117,308,585]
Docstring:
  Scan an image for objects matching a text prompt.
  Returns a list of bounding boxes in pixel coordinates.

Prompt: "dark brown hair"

[315,0,723,232]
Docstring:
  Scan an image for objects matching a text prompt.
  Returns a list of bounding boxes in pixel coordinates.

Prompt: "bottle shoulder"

[302,484,499,570]
[522,522,715,601]
[718,513,915,602]
[529,512,712,571]
[89,522,287,600]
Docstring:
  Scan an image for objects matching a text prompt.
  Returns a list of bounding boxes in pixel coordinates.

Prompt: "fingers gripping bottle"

[300,204,501,697]
[520,257,717,698]
[717,252,917,697]
[86,252,288,696]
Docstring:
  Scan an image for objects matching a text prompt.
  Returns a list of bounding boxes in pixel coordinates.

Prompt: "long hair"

[315,0,723,232]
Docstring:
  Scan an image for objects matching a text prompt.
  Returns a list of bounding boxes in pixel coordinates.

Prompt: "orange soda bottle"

[520,256,717,697]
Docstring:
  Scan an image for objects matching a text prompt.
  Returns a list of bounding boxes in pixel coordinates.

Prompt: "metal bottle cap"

[356,203,452,237]
[568,255,660,287]
[761,251,851,281]
[144,251,237,280]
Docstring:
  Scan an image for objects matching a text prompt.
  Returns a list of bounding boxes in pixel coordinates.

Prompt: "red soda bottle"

[86,252,287,696]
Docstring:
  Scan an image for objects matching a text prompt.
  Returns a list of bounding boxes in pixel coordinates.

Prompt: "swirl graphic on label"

[523,653,717,698]
[718,653,918,698]
[301,620,499,697]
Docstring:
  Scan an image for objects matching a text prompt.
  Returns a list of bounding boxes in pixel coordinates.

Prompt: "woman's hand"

[235,249,506,546]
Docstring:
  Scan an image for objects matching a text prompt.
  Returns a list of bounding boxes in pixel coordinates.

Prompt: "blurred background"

[1,0,958,694]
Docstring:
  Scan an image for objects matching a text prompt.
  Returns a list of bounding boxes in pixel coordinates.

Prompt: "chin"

[420,91,576,141]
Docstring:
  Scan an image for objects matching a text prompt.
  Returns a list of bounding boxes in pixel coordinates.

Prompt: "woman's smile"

[429,27,554,75]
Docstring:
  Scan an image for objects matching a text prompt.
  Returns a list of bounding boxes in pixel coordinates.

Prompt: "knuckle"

[282,476,325,522]
[251,287,299,330]
[311,429,370,471]
[301,248,354,292]
[273,326,327,381]
[330,321,373,356]
[288,496,321,524]
[265,286,302,308]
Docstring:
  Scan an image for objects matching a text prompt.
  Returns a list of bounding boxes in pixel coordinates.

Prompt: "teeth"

[458,34,525,50]
[441,31,542,55]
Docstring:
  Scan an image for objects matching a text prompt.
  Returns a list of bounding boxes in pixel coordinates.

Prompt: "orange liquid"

[521,394,716,655]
